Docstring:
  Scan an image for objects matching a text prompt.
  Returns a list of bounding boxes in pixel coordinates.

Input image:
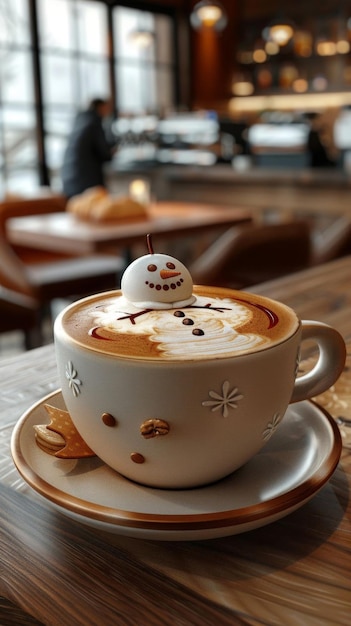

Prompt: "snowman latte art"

[87,294,274,359]
[61,238,298,360]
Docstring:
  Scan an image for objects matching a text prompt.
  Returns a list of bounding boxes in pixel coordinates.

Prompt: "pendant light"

[190,1,228,32]
[128,12,155,48]
[263,17,295,47]
[128,29,155,48]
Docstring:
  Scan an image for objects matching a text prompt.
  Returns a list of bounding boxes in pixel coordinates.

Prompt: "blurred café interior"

[2,0,351,354]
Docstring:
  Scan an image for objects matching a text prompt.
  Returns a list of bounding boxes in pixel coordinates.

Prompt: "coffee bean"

[101,412,117,427]
[130,452,145,464]
[182,318,194,325]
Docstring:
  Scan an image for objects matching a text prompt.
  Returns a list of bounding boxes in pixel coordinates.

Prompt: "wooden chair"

[0,194,124,344]
[310,215,351,265]
[190,221,313,290]
[0,286,40,350]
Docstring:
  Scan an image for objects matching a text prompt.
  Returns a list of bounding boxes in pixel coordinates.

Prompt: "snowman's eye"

[166,262,176,270]
[147,264,157,272]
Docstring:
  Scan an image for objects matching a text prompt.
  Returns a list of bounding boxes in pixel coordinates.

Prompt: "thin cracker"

[43,403,96,458]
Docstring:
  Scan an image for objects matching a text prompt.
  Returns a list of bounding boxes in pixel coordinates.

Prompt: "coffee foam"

[61,286,299,361]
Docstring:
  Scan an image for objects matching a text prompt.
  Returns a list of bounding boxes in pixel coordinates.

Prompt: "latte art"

[89,296,268,358]
[62,286,299,361]
[151,318,268,358]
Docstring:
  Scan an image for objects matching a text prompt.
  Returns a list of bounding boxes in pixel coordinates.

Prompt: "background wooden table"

[6,202,252,256]
[0,256,350,625]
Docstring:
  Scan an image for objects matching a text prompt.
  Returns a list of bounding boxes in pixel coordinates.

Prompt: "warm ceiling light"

[190,1,228,32]
[316,39,336,56]
[336,39,350,54]
[265,40,280,55]
[253,48,267,63]
[232,80,254,96]
[263,18,295,46]
[293,78,308,93]
[269,24,294,46]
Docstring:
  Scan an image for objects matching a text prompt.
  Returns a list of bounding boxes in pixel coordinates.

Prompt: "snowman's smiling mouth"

[145,278,184,292]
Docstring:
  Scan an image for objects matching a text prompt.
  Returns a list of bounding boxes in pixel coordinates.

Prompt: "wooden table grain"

[1,256,351,625]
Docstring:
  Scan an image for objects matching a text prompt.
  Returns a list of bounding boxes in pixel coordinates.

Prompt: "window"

[0,0,38,194]
[0,0,178,193]
[37,0,110,188]
[113,7,175,116]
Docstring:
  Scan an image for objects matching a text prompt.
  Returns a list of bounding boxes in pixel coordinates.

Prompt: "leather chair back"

[190,221,313,289]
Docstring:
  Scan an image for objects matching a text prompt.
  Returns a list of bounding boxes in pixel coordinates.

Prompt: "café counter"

[107,164,351,220]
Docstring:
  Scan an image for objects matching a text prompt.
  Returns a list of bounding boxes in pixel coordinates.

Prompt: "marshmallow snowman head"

[121,237,196,309]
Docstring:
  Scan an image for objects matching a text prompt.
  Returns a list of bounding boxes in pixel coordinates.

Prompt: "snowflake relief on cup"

[65,360,82,397]
[202,381,243,418]
[262,412,282,441]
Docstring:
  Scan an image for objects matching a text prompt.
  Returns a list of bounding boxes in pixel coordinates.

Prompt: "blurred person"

[306,112,335,168]
[61,98,116,198]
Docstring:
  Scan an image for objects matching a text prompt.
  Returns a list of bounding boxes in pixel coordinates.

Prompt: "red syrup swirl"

[232,297,279,329]
[89,327,115,340]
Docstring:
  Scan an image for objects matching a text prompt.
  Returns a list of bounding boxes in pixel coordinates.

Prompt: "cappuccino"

[60,285,299,361]
[54,244,345,488]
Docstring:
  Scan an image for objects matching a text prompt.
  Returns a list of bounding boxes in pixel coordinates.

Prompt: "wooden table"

[6,202,252,256]
[1,256,351,625]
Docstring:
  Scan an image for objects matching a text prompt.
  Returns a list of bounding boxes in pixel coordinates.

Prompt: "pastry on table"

[66,186,147,222]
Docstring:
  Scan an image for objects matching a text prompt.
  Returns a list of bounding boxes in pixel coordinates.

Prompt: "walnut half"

[140,418,170,439]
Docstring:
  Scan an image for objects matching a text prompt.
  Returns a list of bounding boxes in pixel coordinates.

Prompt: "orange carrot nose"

[160,269,181,280]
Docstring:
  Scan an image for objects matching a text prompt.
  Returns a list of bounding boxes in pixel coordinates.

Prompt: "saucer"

[11,390,342,541]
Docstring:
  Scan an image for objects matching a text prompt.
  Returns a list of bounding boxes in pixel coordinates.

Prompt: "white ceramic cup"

[54,286,346,488]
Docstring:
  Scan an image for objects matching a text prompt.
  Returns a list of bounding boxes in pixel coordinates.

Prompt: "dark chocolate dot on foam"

[174,310,185,317]
[182,318,194,326]
[192,328,205,336]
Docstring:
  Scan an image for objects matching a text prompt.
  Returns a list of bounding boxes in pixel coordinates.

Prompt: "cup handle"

[291,321,346,404]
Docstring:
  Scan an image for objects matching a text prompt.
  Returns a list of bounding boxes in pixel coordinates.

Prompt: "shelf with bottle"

[233,13,351,97]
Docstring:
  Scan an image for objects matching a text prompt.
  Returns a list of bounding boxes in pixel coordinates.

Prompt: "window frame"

[0,0,183,192]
